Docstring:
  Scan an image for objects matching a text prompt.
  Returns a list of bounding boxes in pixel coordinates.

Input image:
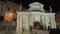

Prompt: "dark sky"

[22,0,60,12]
[2,0,60,13]
[22,0,60,13]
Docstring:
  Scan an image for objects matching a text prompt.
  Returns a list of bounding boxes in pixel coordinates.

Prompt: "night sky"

[22,0,60,13]
[2,0,60,13]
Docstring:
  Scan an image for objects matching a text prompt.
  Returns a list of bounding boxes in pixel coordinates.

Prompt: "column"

[41,14,45,29]
[51,15,54,28]
[44,14,49,30]
[51,14,56,29]
[16,12,23,34]
[49,13,56,29]
[22,12,30,34]
[29,13,34,26]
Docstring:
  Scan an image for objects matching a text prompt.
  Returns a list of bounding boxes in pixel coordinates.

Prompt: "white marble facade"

[29,2,45,11]
[16,2,57,34]
[16,11,57,34]
[17,12,56,29]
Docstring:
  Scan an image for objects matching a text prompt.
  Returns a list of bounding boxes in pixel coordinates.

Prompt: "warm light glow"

[9,13,13,15]
[4,11,15,22]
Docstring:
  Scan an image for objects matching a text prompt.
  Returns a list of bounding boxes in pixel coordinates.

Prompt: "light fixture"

[9,13,13,15]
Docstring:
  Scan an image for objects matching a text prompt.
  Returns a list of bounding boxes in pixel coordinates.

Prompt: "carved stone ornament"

[29,2,45,11]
